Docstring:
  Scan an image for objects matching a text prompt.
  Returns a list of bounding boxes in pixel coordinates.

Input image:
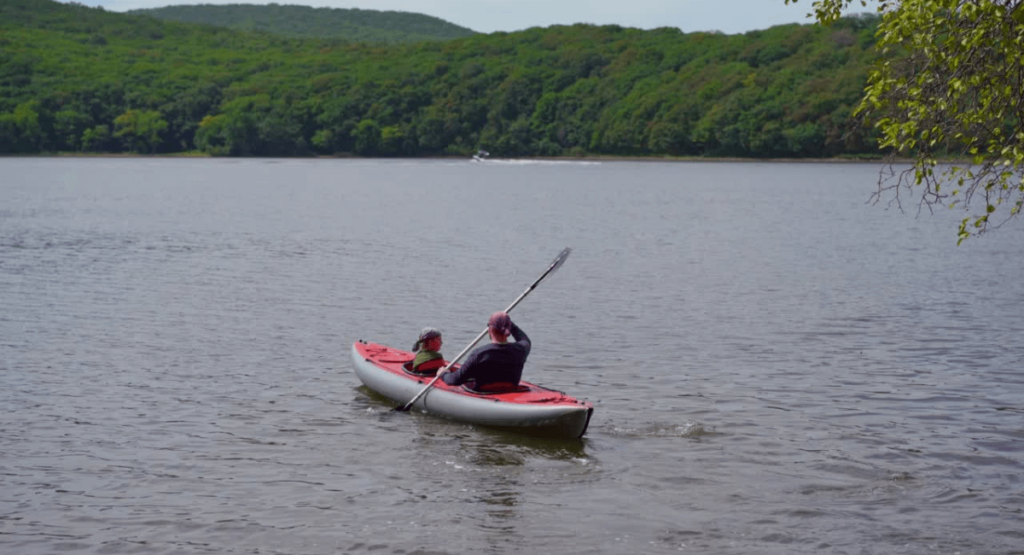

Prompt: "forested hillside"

[0,0,883,158]
[128,3,476,43]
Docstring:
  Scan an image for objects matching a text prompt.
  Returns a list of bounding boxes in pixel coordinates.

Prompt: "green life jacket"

[412,349,443,371]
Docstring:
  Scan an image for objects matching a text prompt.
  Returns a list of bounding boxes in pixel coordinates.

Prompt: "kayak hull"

[351,341,593,439]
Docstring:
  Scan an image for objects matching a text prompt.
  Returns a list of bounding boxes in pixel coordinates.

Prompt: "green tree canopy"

[128,3,477,44]
[114,109,168,153]
[788,0,1024,242]
[2,0,884,162]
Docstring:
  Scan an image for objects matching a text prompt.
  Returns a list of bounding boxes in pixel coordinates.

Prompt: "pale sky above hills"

[78,0,876,35]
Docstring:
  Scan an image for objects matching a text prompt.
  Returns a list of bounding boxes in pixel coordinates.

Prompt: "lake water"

[2,157,1022,555]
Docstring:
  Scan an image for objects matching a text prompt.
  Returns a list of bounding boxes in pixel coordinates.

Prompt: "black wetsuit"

[441,323,531,388]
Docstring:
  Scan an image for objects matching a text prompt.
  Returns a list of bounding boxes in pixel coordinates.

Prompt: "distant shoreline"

[2,152,906,164]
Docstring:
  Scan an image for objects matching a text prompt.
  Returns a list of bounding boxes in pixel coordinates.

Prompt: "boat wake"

[482,159,602,166]
[605,421,715,439]
[469,150,601,166]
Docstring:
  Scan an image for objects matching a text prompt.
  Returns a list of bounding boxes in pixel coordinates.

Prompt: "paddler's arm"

[440,350,479,386]
[509,322,531,356]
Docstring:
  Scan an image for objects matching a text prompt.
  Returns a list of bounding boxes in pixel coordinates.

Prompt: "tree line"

[1,0,884,158]
[127,3,477,44]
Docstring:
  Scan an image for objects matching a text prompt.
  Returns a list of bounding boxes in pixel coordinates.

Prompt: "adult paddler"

[437,311,531,391]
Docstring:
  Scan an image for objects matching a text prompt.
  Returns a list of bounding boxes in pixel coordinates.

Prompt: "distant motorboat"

[471,149,490,162]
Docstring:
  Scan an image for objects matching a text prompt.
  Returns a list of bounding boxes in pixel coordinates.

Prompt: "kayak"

[351,340,594,439]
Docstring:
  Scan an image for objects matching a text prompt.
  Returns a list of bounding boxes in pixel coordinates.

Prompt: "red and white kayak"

[352,341,594,439]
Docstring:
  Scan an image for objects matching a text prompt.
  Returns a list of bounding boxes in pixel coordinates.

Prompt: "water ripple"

[2,158,1023,554]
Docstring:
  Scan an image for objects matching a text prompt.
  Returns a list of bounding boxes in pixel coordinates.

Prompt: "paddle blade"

[547,247,572,277]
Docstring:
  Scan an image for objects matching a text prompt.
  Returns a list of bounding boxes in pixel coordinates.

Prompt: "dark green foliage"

[127,3,477,44]
[0,0,884,158]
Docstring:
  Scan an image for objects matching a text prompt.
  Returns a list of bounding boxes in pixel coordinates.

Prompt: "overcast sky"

[76,0,860,35]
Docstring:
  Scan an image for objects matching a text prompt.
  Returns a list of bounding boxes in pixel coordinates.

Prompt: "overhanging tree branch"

[787,0,1024,243]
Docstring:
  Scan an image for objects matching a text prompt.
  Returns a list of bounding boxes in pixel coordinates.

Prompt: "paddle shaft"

[394,248,571,412]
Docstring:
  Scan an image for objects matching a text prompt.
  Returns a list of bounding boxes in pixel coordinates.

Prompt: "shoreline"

[1,152,910,164]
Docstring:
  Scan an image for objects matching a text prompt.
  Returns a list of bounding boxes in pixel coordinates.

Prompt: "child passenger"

[410,327,445,374]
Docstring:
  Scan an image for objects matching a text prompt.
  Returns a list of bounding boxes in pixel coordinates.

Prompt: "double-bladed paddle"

[393,247,573,412]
